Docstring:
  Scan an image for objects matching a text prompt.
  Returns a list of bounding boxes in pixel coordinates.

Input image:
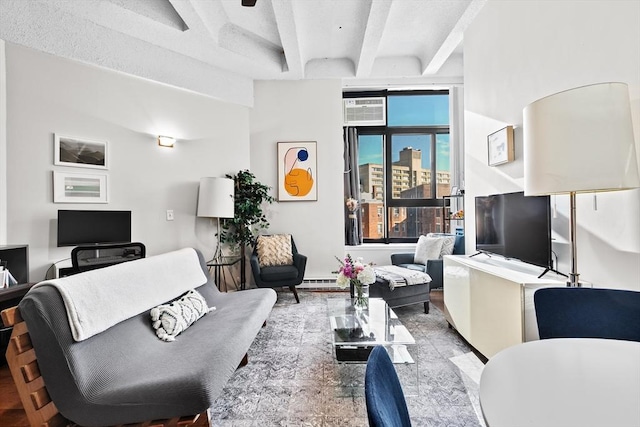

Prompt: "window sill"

[343,243,415,265]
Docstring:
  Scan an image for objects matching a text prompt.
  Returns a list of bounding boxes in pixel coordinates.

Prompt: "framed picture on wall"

[487,126,515,166]
[277,141,317,201]
[54,134,108,169]
[53,171,108,203]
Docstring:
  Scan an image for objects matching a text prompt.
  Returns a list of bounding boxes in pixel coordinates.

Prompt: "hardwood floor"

[0,290,447,427]
[430,288,444,311]
[0,362,27,427]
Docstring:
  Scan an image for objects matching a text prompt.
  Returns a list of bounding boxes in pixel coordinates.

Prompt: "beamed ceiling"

[0,0,486,105]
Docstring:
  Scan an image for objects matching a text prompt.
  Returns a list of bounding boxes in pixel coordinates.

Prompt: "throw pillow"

[256,234,293,267]
[427,233,457,258]
[150,289,215,342]
[414,235,444,265]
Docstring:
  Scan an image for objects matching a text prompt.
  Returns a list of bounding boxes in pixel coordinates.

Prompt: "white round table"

[479,338,640,427]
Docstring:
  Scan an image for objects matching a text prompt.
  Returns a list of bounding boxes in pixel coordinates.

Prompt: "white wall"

[464,0,640,290]
[0,40,6,245]
[5,43,250,281]
[250,80,344,280]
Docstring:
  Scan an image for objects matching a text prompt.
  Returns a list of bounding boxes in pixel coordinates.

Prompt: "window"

[349,90,453,243]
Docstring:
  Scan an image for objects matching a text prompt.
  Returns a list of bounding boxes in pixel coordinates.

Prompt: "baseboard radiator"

[299,278,341,290]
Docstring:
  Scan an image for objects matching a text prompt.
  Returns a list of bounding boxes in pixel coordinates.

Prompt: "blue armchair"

[391,234,464,290]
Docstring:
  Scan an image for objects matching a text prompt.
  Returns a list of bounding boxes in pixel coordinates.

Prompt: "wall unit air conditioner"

[343,97,386,126]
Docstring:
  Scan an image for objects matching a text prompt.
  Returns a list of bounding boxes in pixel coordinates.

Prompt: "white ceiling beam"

[0,0,254,105]
[172,1,282,75]
[422,0,486,75]
[42,0,219,65]
[271,0,303,77]
[174,0,229,43]
[356,0,392,78]
[167,0,209,34]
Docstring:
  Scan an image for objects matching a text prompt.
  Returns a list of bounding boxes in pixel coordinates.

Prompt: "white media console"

[443,255,564,359]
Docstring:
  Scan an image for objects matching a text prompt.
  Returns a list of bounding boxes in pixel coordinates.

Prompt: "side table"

[206,256,242,292]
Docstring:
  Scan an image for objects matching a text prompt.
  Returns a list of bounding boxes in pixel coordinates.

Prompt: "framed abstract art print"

[277,141,317,201]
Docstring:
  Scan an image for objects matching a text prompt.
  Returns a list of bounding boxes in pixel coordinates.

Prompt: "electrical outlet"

[166,210,174,221]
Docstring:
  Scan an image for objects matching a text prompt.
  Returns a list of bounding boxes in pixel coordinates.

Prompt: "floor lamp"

[523,82,640,287]
[197,177,235,262]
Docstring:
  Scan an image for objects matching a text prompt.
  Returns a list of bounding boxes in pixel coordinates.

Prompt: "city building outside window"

[347,90,454,243]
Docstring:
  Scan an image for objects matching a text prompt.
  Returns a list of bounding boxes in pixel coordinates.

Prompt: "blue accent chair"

[534,287,640,341]
[365,346,412,427]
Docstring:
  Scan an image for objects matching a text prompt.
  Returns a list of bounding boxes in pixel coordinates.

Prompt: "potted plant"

[220,169,275,288]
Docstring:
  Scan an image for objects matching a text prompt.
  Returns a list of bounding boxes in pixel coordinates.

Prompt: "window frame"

[345,89,452,243]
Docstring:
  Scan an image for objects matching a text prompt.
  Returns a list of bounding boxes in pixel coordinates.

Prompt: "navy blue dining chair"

[534,287,640,341]
[365,346,412,427]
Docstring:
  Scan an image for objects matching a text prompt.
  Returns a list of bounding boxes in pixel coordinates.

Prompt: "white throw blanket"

[375,265,432,291]
[33,248,207,342]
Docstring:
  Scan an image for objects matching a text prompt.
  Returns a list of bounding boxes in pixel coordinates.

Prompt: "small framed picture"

[277,141,317,201]
[487,126,514,166]
[54,134,108,169]
[53,171,108,203]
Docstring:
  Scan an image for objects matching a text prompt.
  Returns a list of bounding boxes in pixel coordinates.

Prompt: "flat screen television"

[475,191,551,269]
[57,210,132,247]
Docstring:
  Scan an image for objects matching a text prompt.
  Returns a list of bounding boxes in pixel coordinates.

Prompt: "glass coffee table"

[327,297,416,364]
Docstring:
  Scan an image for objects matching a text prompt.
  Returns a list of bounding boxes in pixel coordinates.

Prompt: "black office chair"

[534,287,640,341]
[365,346,412,427]
[250,235,306,303]
[71,242,146,274]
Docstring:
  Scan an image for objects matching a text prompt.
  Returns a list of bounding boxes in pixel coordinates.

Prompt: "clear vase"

[353,281,369,311]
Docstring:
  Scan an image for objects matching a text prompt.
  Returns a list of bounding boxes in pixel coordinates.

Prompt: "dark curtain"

[344,127,362,245]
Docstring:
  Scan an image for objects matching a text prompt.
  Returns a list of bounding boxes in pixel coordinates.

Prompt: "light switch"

[166,210,174,221]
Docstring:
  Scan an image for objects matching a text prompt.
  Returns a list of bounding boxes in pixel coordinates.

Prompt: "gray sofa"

[391,234,465,290]
[16,248,276,426]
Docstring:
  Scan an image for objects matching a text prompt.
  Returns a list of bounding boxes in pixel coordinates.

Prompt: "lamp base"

[566,276,592,288]
[566,272,580,287]
[212,217,224,262]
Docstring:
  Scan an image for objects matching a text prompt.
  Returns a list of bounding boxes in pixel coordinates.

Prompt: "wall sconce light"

[158,136,176,148]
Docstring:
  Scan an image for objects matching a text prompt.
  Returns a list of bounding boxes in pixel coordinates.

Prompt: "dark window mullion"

[430,133,437,199]
[349,89,451,244]
[387,198,444,208]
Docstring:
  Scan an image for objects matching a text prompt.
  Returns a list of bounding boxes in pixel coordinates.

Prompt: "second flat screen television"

[57,210,131,247]
[475,191,551,269]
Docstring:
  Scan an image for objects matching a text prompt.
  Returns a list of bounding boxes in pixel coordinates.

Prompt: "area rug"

[210,290,485,427]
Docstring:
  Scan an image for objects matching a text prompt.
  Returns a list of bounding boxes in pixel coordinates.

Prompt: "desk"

[206,256,242,292]
[479,338,640,427]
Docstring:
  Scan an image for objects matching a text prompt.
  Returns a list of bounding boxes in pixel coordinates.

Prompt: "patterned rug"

[210,290,485,427]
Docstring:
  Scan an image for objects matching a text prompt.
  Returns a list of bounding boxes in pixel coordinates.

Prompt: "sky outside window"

[388,94,449,126]
[358,134,383,165]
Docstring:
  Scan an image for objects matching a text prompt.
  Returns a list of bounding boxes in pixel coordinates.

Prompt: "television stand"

[443,255,565,358]
[71,242,146,274]
[538,267,567,279]
[469,251,496,260]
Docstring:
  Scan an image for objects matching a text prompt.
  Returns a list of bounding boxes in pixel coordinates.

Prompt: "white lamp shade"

[524,82,640,195]
[197,177,235,218]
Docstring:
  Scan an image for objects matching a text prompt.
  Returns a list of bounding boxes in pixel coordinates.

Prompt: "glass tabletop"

[206,256,242,267]
[327,297,415,363]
